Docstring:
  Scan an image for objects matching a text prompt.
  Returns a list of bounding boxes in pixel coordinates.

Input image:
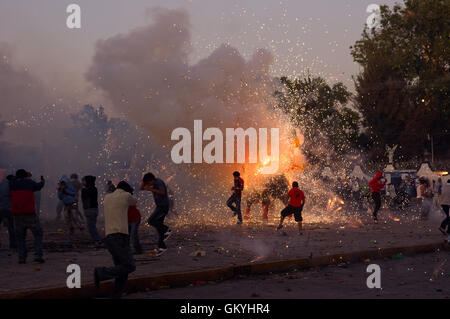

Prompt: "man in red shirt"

[226,171,244,225]
[369,171,386,223]
[277,181,305,234]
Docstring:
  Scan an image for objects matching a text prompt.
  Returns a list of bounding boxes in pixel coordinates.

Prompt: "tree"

[351,0,450,162]
[274,76,361,166]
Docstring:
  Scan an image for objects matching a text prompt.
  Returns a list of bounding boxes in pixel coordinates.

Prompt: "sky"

[0,0,401,109]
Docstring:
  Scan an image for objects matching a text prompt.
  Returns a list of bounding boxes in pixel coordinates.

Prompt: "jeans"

[56,200,64,220]
[64,203,82,235]
[14,214,43,261]
[95,233,136,296]
[421,198,433,219]
[128,220,142,253]
[372,192,381,218]
[227,194,242,222]
[441,205,450,234]
[0,208,16,249]
[147,205,169,249]
[84,208,101,242]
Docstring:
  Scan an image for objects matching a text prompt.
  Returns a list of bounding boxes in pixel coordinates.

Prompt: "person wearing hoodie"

[0,174,17,250]
[369,171,386,223]
[58,176,82,237]
[438,179,450,241]
[94,181,137,298]
[81,175,101,246]
[9,169,45,264]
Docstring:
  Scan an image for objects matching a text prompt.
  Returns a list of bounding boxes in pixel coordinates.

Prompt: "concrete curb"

[1,241,448,299]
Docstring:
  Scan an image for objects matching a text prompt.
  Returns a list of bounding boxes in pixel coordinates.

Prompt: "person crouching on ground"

[94,181,137,298]
[140,173,171,256]
[277,181,305,235]
[81,175,102,247]
[9,169,45,264]
[227,171,244,225]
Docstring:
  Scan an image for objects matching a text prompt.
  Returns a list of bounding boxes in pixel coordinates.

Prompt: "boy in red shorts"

[277,181,305,235]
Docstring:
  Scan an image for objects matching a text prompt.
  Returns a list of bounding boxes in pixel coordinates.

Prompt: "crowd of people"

[0,167,449,298]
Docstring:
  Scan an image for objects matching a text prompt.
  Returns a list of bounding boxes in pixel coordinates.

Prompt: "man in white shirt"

[94,181,137,298]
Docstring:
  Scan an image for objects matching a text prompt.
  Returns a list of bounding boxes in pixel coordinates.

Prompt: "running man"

[369,171,386,223]
[140,173,171,255]
[277,181,305,235]
[94,181,137,298]
[226,171,244,225]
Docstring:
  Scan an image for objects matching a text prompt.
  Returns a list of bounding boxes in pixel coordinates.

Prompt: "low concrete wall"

[1,241,448,299]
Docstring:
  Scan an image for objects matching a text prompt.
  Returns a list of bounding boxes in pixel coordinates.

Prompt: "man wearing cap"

[9,169,45,263]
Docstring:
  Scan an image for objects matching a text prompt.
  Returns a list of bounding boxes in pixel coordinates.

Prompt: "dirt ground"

[0,205,448,294]
[125,250,450,299]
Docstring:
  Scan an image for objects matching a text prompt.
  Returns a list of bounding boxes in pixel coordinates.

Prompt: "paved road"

[126,251,450,299]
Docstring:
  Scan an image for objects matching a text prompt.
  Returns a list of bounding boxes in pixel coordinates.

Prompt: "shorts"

[281,205,303,222]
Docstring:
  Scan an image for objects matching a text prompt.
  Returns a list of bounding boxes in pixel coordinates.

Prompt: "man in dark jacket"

[9,169,45,263]
[82,175,101,246]
[141,173,172,255]
[0,174,16,250]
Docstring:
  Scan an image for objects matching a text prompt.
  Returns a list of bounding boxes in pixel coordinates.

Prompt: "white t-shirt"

[104,189,137,236]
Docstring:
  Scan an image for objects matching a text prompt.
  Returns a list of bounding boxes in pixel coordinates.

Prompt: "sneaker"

[94,268,100,289]
[276,224,283,230]
[236,221,242,225]
[164,229,173,241]
[374,217,378,224]
[155,248,167,256]
[438,227,447,235]
[34,257,45,264]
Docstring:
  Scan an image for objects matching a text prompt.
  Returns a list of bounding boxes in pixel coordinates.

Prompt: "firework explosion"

[0,6,391,228]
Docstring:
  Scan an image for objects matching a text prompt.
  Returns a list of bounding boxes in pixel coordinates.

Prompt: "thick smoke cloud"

[0,45,50,122]
[87,7,277,147]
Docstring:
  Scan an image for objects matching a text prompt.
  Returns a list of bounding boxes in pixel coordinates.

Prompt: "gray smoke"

[86,7,277,147]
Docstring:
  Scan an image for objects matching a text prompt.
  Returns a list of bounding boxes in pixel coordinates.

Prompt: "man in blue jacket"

[58,176,82,238]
